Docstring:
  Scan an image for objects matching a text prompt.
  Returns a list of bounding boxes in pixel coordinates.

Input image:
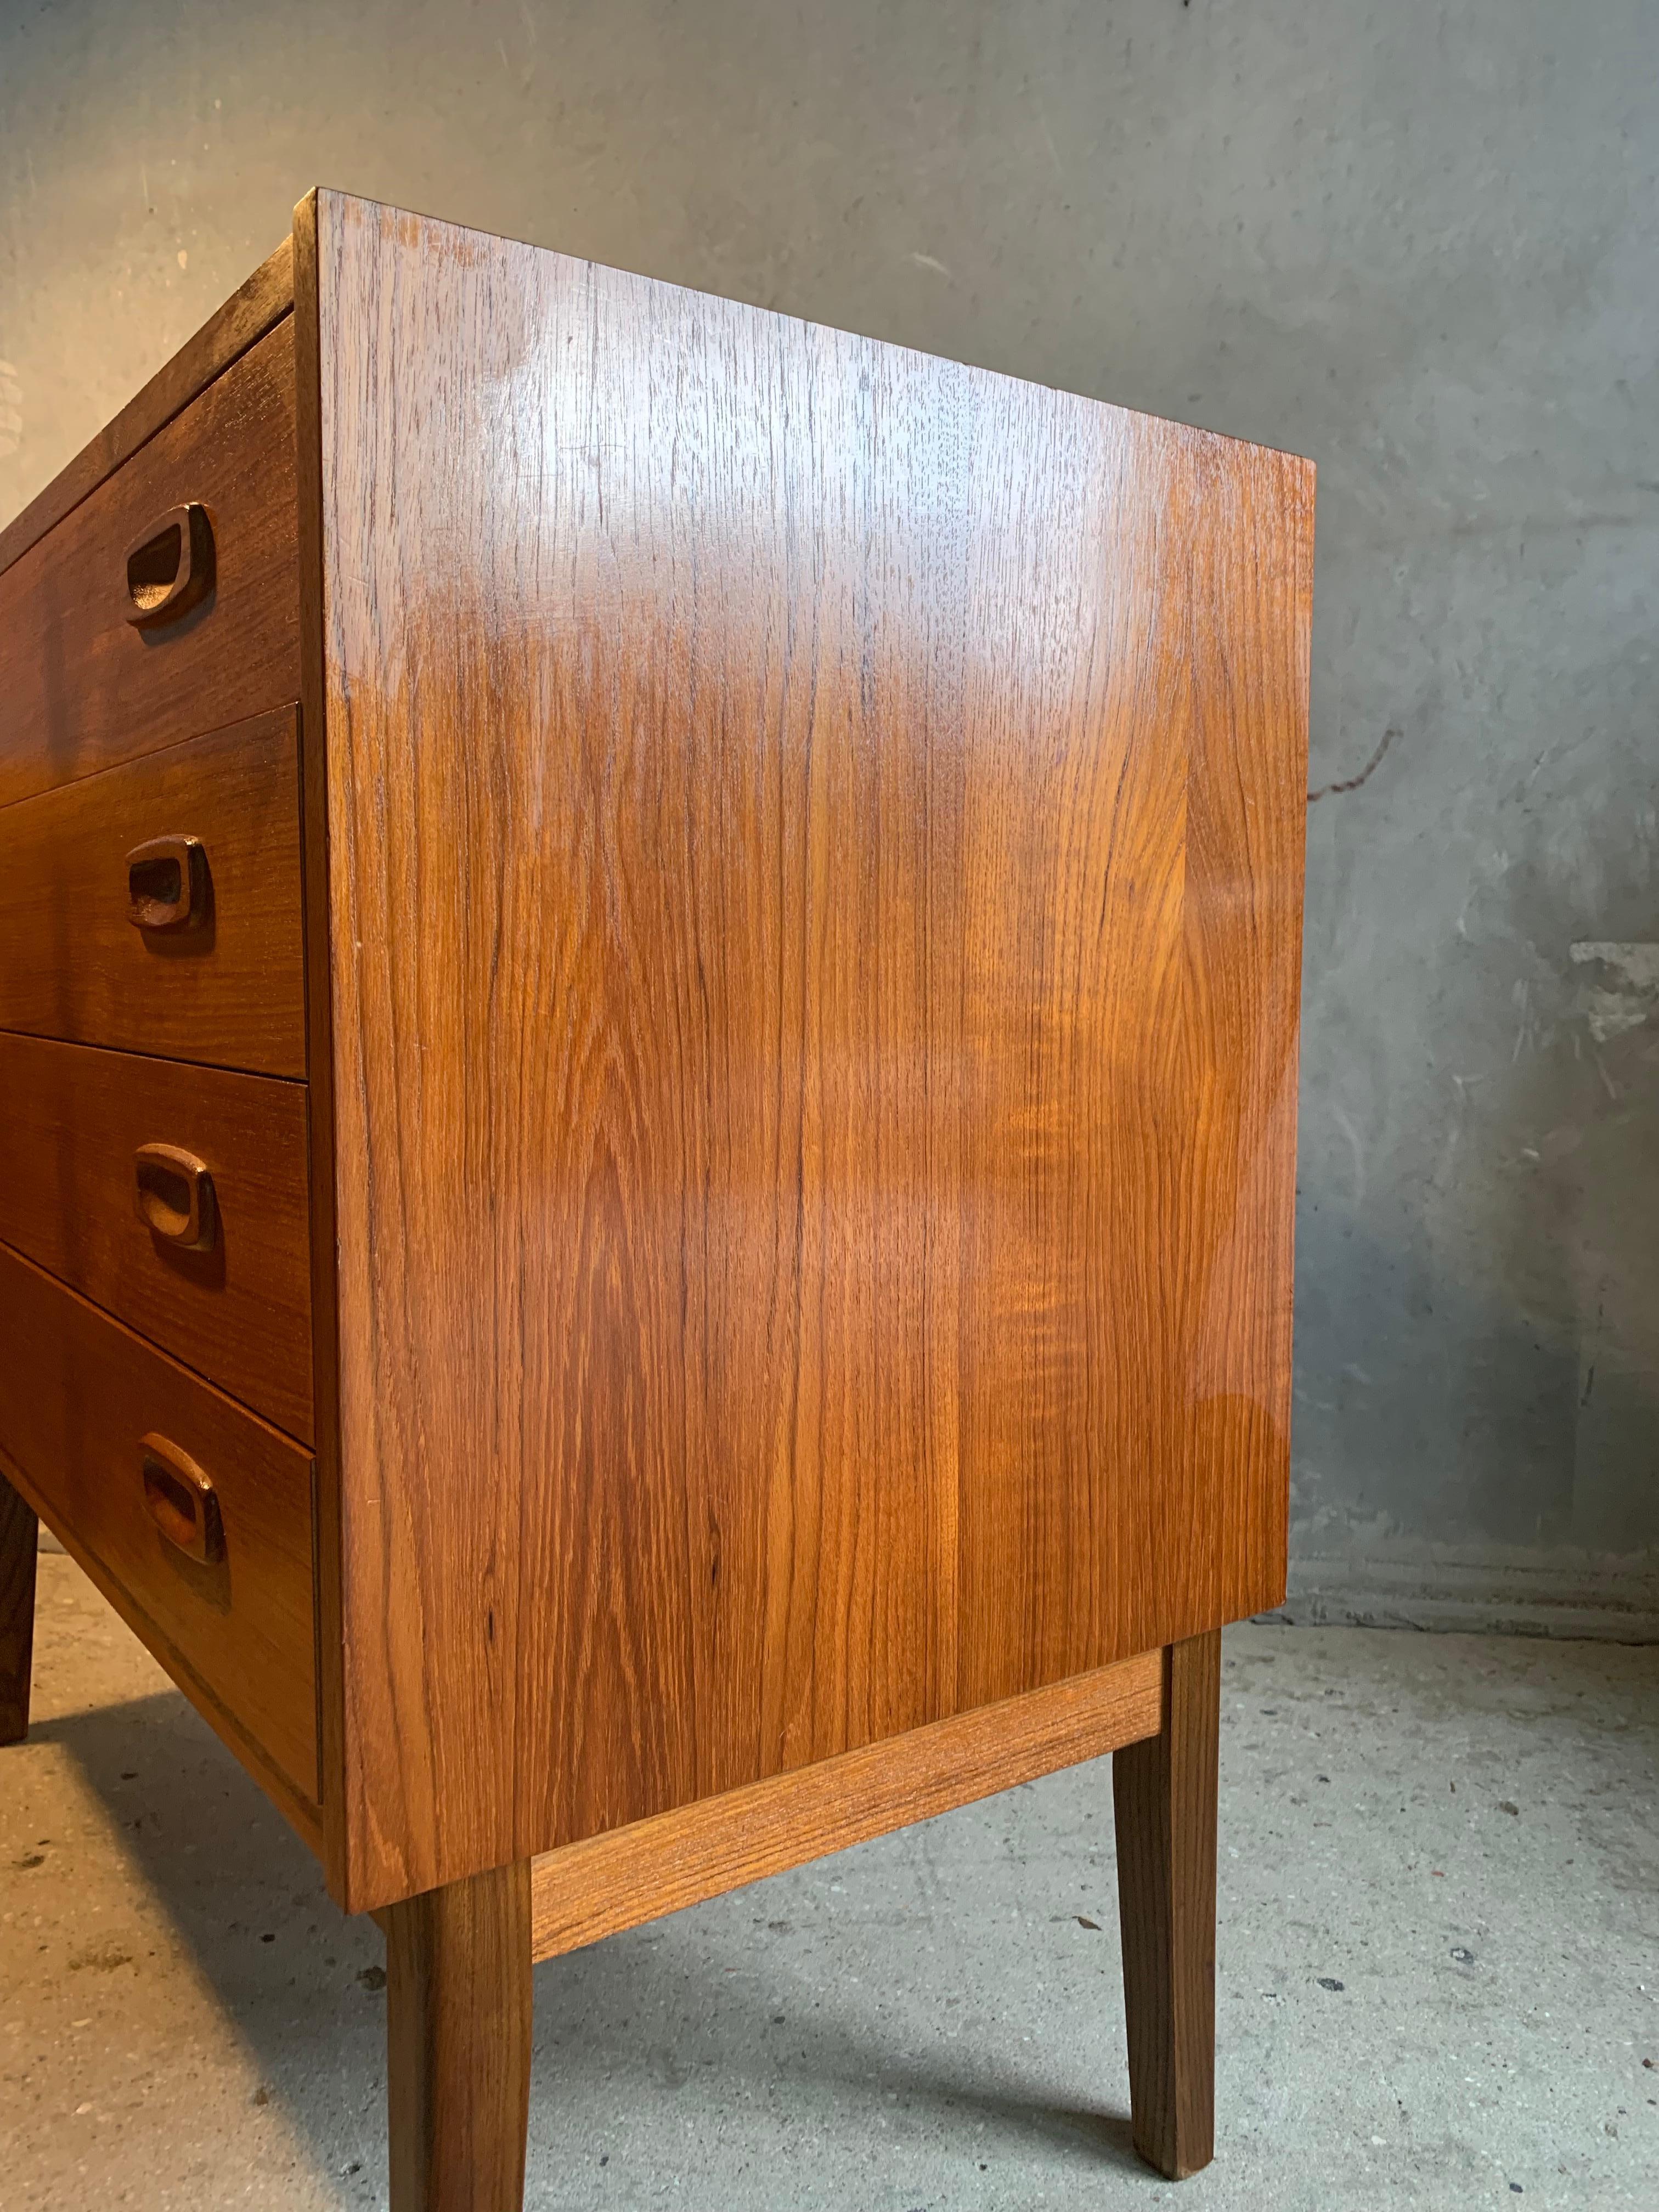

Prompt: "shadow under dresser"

[0,189,1314,2209]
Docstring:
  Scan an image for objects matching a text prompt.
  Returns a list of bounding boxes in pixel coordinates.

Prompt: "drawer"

[0,1034,313,1441]
[0,1245,318,1803]
[0,708,305,1076]
[0,316,298,808]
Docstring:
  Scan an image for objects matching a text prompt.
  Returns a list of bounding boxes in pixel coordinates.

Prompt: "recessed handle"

[127,834,209,931]
[134,1143,217,1250]
[140,1434,224,1565]
[125,503,215,628]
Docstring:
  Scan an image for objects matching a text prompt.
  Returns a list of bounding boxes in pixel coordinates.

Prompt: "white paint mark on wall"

[1330,1101,1367,1205]
[1511,975,1531,1062]
[0,359,20,459]
[1569,941,1659,1042]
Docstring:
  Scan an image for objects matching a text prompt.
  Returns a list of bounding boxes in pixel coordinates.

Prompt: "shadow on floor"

[35,1685,1144,2194]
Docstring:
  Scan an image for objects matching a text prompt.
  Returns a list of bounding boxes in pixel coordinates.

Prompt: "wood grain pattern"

[0,1032,312,1438]
[0,315,298,808]
[0,1244,319,1803]
[1159,448,1311,1639]
[0,709,306,1077]
[0,237,292,580]
[385,1863,533,2212]
[0,1434,323,1853]
[0,1472,37,1745]
[1113,1630,1221,2179]
[314,191,1312,1909]
[529,1649,1160,1960]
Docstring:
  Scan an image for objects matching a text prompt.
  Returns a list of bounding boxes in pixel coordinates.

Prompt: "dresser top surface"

[0,189,1312,585]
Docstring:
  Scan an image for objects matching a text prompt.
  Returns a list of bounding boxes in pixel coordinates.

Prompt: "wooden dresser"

[0,191,1313,2206]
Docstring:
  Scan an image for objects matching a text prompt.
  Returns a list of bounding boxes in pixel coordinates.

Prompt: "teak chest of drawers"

[0,191,1313,2205]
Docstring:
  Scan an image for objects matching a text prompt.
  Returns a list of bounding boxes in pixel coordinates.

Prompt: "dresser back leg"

[384,1859,534,2212]
[0,1475,37,1746]
[1111,1628,1221,2179]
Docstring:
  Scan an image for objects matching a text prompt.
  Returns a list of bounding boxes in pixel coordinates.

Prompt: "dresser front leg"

[1111,1629,1221,2179]
[385,1860,533,2212]
[0,1474,38,1746]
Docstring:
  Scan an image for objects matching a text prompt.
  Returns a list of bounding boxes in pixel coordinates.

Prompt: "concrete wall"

[3,0,1655,1634]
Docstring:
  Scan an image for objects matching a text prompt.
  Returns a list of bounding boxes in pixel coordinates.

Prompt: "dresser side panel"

[317,190,1311,1909]
[1172,442,1313,1632]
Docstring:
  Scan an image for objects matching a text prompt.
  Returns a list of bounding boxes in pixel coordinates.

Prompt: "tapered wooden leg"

[385,1860,533,2212]
[0,1475,38,1746]
[1112,1629,1220,2180]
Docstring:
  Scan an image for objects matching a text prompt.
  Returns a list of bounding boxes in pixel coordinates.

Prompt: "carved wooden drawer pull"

[126,833,208,932]
[140,1433,224,1565]
[134,1143,217,1251]
[124,502,215,628]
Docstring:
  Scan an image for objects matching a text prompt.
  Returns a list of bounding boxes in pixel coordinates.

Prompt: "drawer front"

[0,1034,313,1441]
[0,1245,318,1802]
[0,317,298,808]
[0,709,304,1076]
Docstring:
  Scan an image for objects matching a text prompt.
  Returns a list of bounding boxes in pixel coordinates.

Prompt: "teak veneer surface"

[0,709,307,1078]
[0,1032,313,1440]
[0,1245,319,1803]
[313,193,1312,1908]
[528,1649,1163,1961]
[0,314,299,809]
[0,237,294,581]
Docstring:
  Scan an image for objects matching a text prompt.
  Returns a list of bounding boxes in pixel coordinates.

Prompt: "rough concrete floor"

[2,1553,1656,2210]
